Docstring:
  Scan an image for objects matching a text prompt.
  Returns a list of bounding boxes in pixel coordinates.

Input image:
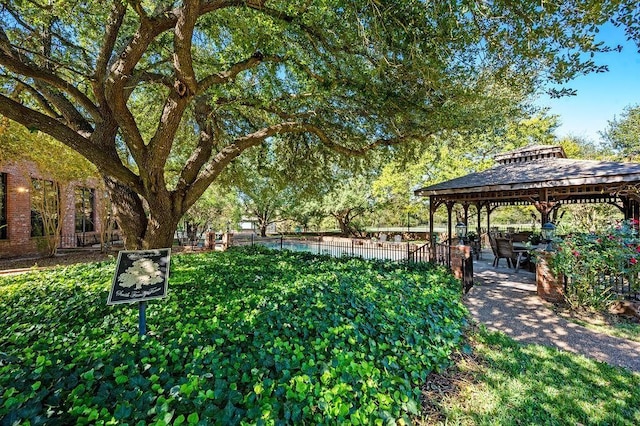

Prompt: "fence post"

[406,242,410,263]
[280,235,283,250]
[251,233,254,246]
[351,240,354,257]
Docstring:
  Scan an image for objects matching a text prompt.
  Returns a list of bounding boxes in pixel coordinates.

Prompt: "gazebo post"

[475,202,482,242]
[429,196,435,260]
[621,196,639,221]
[447,202,454,247]
[462,203,470,236]
[486,204,493,235]
[534,189,557,225]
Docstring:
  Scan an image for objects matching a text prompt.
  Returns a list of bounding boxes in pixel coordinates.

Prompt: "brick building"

[0,160,111,259]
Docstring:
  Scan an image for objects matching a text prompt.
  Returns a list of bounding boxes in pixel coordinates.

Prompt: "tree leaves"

[0,248,467,424]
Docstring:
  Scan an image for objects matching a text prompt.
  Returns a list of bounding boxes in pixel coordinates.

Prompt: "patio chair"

[488,233,499,265]
[494,237,528,271]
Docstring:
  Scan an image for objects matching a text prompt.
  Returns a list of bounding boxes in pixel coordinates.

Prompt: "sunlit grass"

[429,327,640,425]
[549,305,640,343]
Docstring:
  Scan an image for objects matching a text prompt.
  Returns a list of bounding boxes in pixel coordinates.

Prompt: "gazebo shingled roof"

[415,157,640,201]
[413,145,640,249]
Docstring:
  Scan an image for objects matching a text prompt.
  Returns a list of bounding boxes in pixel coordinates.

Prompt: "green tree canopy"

[601,104,640,161]
[0,119,96,182]
[1,0,637,248]
[372,113,561,225]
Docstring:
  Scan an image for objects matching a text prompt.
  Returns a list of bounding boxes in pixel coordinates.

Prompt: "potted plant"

[528,232,542,245]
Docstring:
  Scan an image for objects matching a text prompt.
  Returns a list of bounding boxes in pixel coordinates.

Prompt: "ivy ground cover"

[0,247,467,425]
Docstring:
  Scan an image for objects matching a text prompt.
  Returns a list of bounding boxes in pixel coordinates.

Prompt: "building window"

[75,187,95,233]
[0,173,7,240]
[31,179,59,237]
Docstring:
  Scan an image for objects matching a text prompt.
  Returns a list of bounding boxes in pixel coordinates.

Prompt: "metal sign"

[107,249,171,305]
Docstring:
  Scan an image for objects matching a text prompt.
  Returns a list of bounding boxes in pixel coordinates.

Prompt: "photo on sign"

[107,249,171,305]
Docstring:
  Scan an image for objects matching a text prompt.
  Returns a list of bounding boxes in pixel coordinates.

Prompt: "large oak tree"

[0,0,636,248]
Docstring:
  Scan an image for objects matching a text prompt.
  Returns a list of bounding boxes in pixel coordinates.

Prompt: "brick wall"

[0,161,104,259]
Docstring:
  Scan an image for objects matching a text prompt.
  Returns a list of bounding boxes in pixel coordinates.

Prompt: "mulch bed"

[0,247,198,272]
[0,250,114,272]
[418,329,486,424]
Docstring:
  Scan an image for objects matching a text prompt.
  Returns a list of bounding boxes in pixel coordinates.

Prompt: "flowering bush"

[549,219,640,309]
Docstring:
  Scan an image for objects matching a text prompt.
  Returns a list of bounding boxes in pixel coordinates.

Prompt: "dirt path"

[465,257,640,373]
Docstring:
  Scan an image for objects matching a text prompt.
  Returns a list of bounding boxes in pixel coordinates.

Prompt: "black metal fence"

[59,231,122,249]
[233,235,474,292]
[564,272,640,301]
[234,235,428,263]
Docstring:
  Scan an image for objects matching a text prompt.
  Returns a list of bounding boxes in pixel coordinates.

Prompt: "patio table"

[511,243,530,272]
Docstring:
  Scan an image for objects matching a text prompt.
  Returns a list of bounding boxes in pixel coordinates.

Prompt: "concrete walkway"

[464,254,640,373]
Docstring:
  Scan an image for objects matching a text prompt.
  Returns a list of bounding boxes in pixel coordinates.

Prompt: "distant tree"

[601,105,640,161]
[557,135,613,160]
[178,185,240,244]
[284,199,325,233]
[321,175,375,237]
[373,113,561,225]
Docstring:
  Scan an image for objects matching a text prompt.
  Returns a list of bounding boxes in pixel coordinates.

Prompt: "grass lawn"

[424,327,640,425]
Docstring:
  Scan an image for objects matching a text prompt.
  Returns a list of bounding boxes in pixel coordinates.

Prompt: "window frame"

[0,173,7,240]
[75,187,95,233]
[30,178,59,238]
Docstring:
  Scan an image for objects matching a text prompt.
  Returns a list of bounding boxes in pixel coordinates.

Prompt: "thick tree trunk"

[104,176,180,250]
[336,216,351,237]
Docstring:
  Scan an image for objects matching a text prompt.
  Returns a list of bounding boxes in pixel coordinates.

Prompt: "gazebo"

[414,145,640,255]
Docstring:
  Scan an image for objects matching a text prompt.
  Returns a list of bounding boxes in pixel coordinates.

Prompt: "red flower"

[631,218,639,225]
[572,250,580,257]
[631,258,638,265]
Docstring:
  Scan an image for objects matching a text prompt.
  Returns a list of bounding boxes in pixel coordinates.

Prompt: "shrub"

[549,219,640,309]
[0,247,467,424]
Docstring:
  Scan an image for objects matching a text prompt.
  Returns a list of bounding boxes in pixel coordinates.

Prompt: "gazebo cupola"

[494,145,566,165]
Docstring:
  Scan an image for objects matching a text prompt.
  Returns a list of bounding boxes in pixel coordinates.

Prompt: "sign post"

[107,249,171,335]
[139,301,147,335]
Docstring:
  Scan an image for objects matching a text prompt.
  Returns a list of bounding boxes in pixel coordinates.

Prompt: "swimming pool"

[253,238,413,262]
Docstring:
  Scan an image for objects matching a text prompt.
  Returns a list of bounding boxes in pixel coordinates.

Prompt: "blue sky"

[537,23,640,145]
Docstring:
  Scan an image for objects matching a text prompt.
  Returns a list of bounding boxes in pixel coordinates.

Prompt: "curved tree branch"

[198,52,283,92]
[301,123,414,155]
[94,1,126,108]
[0,28,101,120]
[186,121,303,206]
[0,93,141,191]
[173,0,200,95]
[175,98,217,194]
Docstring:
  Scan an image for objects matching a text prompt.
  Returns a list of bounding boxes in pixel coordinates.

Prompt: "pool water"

[255,239,410,262]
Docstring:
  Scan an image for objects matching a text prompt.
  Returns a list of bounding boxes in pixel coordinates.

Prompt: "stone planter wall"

[536,251,565,303]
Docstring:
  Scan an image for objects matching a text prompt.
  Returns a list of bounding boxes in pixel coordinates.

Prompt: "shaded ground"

[466,254,640,372]
[0,247,200,273]
[0,250,114,272]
